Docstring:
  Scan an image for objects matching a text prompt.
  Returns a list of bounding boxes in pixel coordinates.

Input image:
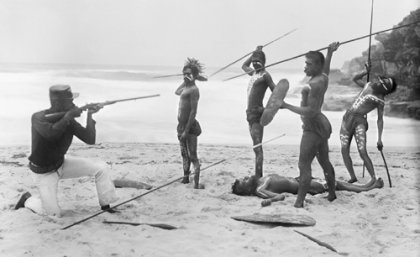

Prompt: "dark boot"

[101,205,119,214]
[15,192,31,210]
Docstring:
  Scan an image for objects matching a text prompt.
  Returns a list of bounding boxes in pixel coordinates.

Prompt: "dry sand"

[0,142,419,257]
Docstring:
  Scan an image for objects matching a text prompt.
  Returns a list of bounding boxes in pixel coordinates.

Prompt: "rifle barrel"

[44,94,160,119]
[223,20,420,81]
[110,94,160,103]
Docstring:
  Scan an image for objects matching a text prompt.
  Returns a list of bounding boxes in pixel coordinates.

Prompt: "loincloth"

[246,106,264,125]
[177,119,202,138]
[301,112,332,140]
[342,110,368,133]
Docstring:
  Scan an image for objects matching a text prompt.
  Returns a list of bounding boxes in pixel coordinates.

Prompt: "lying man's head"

[232,175,259,196]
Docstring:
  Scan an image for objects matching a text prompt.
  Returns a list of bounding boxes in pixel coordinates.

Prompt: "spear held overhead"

[366,0,375,82]
[223,20,420,81]
[45,94,160,121]
[209,28,297,77]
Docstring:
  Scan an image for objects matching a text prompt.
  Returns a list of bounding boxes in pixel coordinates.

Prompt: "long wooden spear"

[152,74,183,79]
[209,28,297,77]
[252,133,286,149]
[366,0,374,82]
[223,20,420,81]
[379,149,392,187]
[363,0,375,178]
[62,159,226,230]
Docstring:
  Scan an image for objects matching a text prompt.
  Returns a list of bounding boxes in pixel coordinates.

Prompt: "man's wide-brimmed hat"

[49,85,79,100]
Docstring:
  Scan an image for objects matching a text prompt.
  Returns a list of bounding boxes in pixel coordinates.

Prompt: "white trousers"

[25,156,118,216]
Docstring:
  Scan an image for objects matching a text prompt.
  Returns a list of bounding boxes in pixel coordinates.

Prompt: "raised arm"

[196,75,208,81]
[323,42,340,75]
[241,56,254,75]
[352,70,369,88]
[242,46,263,75]
[353,64,371,88]
[175,82,186,96]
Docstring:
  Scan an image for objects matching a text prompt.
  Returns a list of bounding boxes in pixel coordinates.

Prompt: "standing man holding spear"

[340,0,395,188]
[210,29,296,179]
[279,42,340,208]
[242,46,276,178]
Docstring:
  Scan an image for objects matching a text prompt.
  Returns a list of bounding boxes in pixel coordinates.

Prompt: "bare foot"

[347,178,358,183]
[181,176,190,184]
[294,201,304,208]
[375,178,384,188]
[194,183,205,189]
[261,199,272,207]
[327,193,337,202]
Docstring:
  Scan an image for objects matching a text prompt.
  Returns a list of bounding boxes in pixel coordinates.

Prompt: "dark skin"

[175,68,204,189]
[234,174,384,207]
[242,46,276,178]
[341,66,394,185]
[281,42,340,208]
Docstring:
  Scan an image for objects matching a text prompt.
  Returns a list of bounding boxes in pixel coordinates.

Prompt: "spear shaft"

[61,159,226,230]
[363,0,374,177]
[224,20,420,81]
[209,28,297,77]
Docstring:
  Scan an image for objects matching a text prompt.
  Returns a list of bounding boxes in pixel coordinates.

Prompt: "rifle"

[45,94,160,121]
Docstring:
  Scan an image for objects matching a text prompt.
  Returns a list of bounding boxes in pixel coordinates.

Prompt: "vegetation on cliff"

[329,9,420,119]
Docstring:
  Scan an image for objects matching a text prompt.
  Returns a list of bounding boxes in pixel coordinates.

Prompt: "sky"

[0,0,419,70]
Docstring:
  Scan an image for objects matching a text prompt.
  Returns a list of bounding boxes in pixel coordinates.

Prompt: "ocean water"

[0,64,419,148]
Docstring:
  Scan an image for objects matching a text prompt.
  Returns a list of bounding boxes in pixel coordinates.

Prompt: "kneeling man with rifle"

[15,85,120,216]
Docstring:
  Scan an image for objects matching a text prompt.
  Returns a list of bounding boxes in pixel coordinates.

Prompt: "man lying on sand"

[232,174,384,206]
[15,85,119,217]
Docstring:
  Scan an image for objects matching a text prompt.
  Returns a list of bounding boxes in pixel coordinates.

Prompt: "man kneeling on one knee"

[15,85,118,216]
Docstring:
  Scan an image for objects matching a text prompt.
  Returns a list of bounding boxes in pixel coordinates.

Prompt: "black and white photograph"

[1,0,419,256]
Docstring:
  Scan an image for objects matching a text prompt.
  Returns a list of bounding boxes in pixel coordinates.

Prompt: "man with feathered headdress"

[175,58,207,189]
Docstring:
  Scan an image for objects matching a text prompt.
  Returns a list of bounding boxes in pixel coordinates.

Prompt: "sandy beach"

[1,1,419,256]
[1,142,419,257]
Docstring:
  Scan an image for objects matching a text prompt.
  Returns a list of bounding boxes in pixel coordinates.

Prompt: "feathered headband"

[184,58,205,75]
